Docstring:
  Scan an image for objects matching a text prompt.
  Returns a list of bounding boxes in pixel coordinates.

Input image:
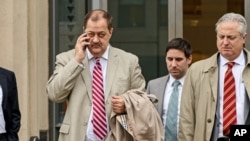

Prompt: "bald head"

[83,9,113,31]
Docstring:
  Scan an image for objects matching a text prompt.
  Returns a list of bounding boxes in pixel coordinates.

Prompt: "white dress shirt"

[218,51,249,138]
[0,86,6,133]
[162,75,185,132]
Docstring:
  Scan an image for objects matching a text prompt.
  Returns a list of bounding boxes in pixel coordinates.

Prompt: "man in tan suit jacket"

[46,9,145,141]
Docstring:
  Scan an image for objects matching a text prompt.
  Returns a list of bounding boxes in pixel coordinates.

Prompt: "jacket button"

[207,119,212,123]
[83,122,87,126]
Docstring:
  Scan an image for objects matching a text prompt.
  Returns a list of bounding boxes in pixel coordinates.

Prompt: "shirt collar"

[169,75,185,86]
[220,50,245,66]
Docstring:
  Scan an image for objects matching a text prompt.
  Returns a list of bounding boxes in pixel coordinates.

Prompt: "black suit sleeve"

[8,72,21,141]
[1,70,21,141]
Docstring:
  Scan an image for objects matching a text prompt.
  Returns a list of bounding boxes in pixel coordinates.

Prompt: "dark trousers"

[0,133,7,141]
[217,137,229,141]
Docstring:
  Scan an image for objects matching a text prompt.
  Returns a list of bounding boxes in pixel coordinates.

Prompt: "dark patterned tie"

[92,58,107,140]
[223,62,236,136]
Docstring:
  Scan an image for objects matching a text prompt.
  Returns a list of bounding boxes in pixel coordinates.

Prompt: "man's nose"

[222,37,230,44]
[92,35,100,42]
[172,60,177,66]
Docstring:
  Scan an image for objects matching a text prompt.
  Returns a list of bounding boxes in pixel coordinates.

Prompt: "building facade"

[0,0,250,140]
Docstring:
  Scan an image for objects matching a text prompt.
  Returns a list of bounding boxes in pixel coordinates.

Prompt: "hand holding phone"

[74,33,90,63]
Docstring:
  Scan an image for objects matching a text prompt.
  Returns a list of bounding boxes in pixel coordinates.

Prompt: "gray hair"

[215,13,247,36]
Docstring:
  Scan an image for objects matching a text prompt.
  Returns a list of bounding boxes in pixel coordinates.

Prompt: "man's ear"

[109,28,114,34]
[188,55,192,65]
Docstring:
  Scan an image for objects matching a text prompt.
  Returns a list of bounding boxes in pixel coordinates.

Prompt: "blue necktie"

[165,80,180,141]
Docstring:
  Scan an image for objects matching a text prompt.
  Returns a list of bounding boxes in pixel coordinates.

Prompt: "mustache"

[90,42,101,47]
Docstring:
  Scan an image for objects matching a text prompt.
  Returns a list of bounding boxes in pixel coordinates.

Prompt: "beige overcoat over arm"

[107,90,164,141]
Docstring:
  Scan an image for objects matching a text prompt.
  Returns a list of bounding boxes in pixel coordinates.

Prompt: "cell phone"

[84,33,89,49]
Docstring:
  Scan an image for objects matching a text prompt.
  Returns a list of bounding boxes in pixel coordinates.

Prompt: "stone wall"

[0,0,49,140]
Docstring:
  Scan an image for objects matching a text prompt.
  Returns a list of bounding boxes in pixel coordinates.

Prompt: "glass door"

[183,0,244,62]
[108,0,169,82]
[49,0,87,140]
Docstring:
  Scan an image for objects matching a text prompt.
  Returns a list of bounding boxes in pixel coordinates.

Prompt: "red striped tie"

[92,58,107,140]
[223,62,237,136]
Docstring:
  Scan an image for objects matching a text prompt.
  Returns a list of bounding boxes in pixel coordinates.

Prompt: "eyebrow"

[86,31,106,33]
[217,33,241,36]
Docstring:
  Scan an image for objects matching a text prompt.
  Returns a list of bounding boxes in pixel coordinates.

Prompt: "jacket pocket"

[59,123,70,134]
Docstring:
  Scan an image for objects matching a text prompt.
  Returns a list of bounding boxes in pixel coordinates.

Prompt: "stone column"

[0,0,49,140]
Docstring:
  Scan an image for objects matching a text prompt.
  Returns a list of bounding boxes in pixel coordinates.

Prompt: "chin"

[171,74,180,78]
[221,52,233,57]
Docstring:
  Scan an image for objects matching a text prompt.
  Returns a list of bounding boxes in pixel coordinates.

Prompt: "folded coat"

[107,89,164,141]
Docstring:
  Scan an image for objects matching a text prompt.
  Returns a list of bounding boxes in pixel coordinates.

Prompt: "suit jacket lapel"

[81,57,93,101]
[158,76,169,117]
[105,47,118,102]
[208,54,220,103]
[209,67,218,102]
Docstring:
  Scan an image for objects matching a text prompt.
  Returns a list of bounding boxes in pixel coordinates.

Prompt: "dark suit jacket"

[0,67,21,141]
